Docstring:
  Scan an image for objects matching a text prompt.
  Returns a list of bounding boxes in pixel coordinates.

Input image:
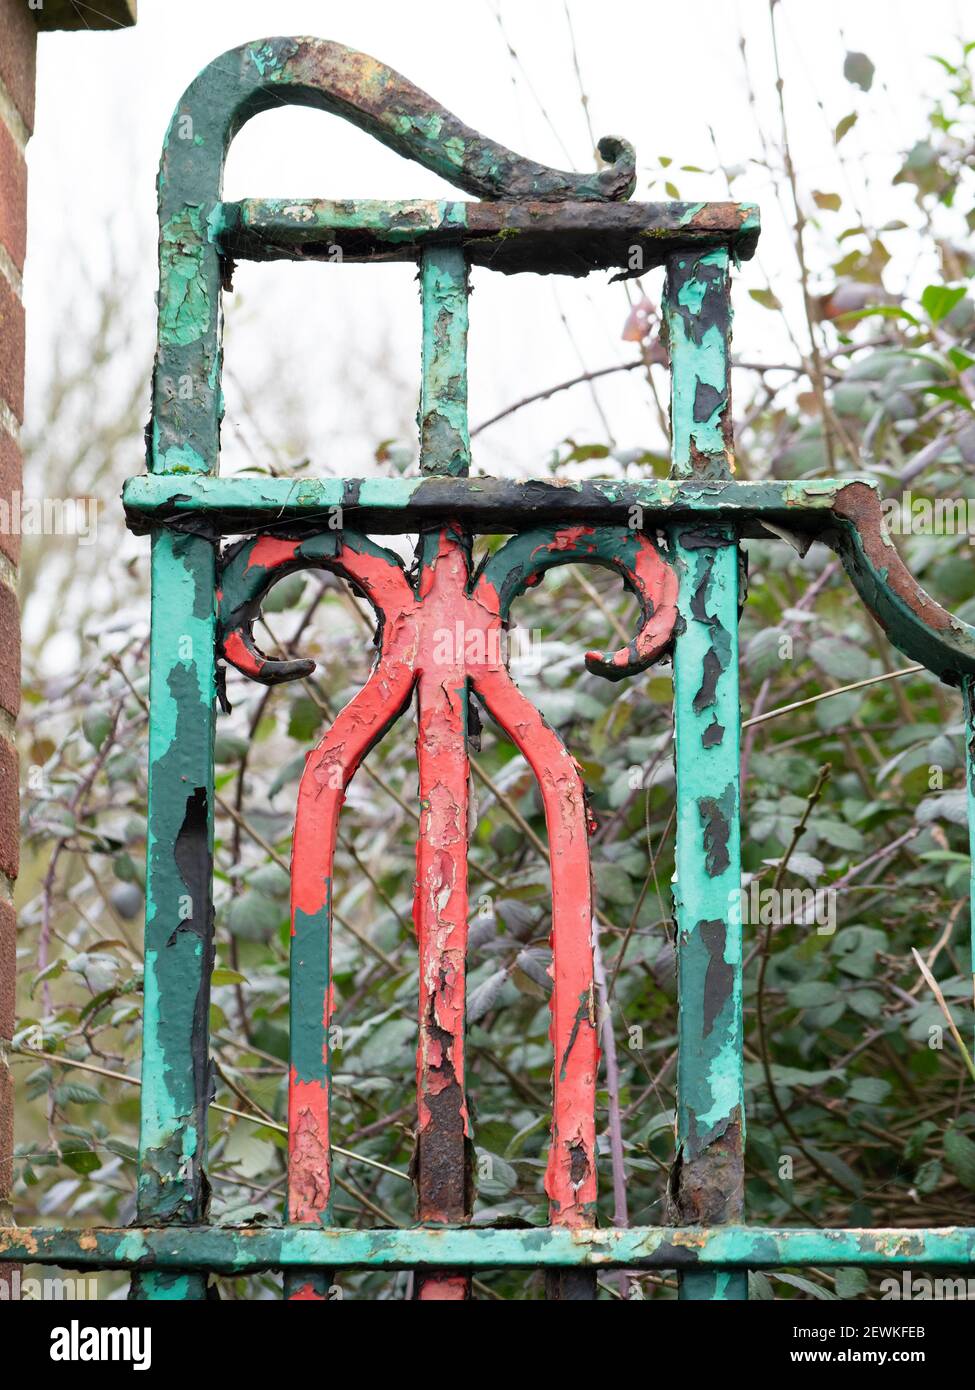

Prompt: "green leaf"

[846,988,884,1020]
[786,981,836,1009]
[563,441,610,464]
[847,1076,891,1104]
[834,112,858,144]
[774,1271,840,1300]
[249,863,291,899]
[227,893,282,942]
[921,283,967,323]
[211,968,248,987]
[914,1158,943,1194]
[54,1083,102,1106]
[812,190,842,212]
[843,51,875,91]
[262,573,305,613]
[769,1065,843,1088]
[62,1148,101,1176]
[813,819,865,853]
[468,969,510,1023]
[916,790,968,827]
[82,709,112,751]
[476,1150,518,1197]
[808,636,871,683]
[595,862,634,906]
[214,732,250,763]
[834,1267,869,1298]
[805,1143,862,1196]
[269,751,305,798]
[353,1018,415,1071]
[287,696,324,742]
[749,287,782,311]
[943,1127,975,1189]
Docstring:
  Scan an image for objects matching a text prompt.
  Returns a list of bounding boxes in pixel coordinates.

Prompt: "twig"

[911,949,975,1085]
[11,1044,410,1182]
[743,665,923,730]
[471,361,644,437]
[592,920,629,1298]
[753,765,860,1194]
[768,0,859,471]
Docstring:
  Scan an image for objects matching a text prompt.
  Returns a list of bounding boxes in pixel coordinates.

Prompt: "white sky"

[23,0,971,484]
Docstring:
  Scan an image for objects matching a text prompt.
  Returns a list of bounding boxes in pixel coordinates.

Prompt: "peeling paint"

[669,534,745,1304]
[217,520,677,1294]
[103,21,975,1309]
[664,248,734,480]
[5,1223,975,1273]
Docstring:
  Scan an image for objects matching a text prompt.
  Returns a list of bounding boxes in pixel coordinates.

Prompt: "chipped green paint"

[124,472,859,533]
[664,248,733,480]
[149,34,637,479]
[290,900,331,1088]
[216,197,759,274]
[419,247,470,477]
[664,224,744,1300]
[63,29,975,1303]
[122,472,975,687]
[5,1223,975,1273]
[965,677,975,1059]
[136,530,217,1300]
[669,526,744,1302]
[159,206,211,347]
[478,522,664,632]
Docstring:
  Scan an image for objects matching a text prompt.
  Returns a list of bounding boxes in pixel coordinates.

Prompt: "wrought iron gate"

[3,35,975,1300]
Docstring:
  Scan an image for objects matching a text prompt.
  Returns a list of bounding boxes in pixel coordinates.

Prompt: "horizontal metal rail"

[3,1225,975,1273]
[121,472,975,686]
[123,474,852,534]
[214,198,759,274]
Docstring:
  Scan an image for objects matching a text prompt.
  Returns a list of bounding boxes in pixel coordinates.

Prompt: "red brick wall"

[0,0,32,1292]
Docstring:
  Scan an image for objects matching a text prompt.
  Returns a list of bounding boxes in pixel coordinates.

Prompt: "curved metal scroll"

[823,481,975,686]
[152,36,635,479]
[217,525,677,1240]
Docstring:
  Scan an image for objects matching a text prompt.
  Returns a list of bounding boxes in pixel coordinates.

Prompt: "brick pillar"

[0,0,33,1296]
[0,1,136,1291]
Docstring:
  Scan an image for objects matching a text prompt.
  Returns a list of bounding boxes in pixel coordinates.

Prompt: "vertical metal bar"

[286,646,416,1300]
[414,246,473,1299]
[136,531,216,1301]
[419,244,471,479]
[133,120,224,1299]
[964,677,975,1061]
[664,246,747,1301]
[471,664,599,1301]
[664,245,734,481]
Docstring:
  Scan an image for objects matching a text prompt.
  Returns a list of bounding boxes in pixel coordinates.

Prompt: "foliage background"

[11,18,975,1298]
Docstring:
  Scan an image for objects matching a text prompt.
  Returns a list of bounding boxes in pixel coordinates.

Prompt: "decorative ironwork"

[4,34,975,1301]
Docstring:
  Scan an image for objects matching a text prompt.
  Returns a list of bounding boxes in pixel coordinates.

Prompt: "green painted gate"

[3,36,975,1300]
